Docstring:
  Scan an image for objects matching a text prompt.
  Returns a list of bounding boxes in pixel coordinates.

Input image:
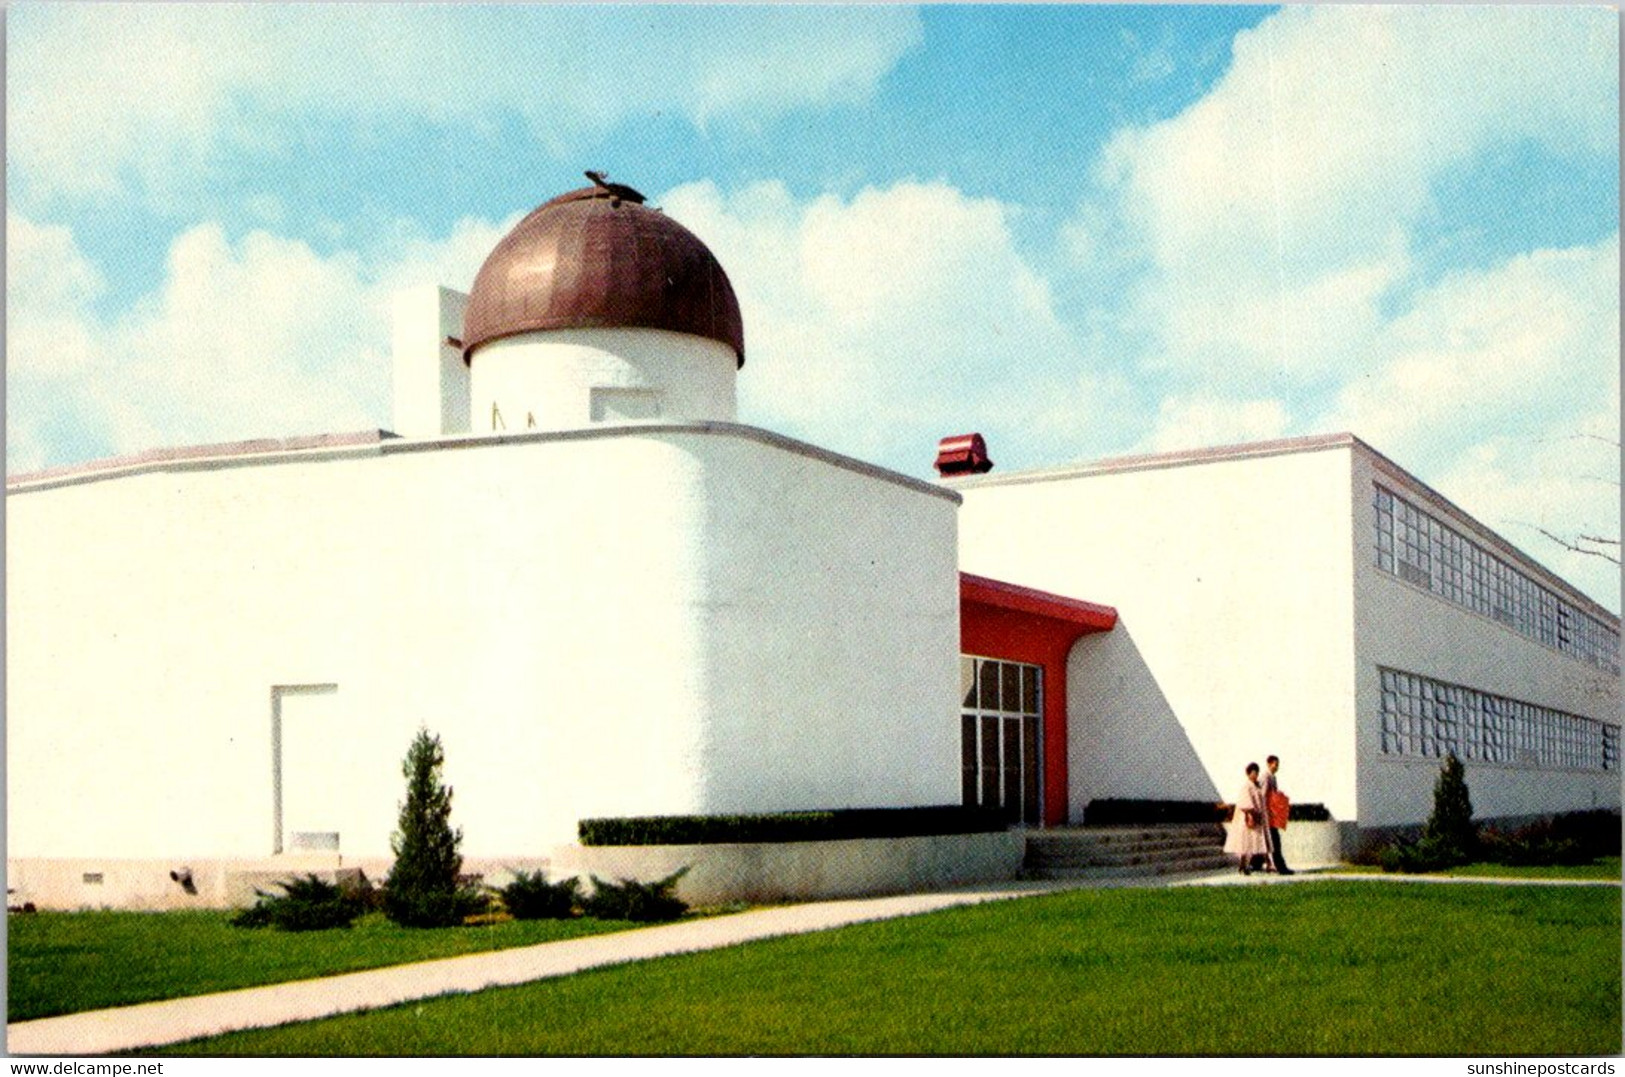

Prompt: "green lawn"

[7,910,642,1022]
[165,881,1621,1056]
[1336,857,1621,881]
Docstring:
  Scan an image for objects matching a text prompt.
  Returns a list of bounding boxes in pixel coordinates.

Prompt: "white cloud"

[1327,236,1619,467]
[1147,396,1290,454]
[1320,235,1620,610]
[1078,5,1616,383]
[663,179,1127,472]
[8,5,922,203]
[6,213,105,379]
[1055,5,1619,608]
[6,211,516,470]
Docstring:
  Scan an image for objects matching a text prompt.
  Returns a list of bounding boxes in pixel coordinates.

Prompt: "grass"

[7,909,643,1022]
[1337,857,1621,881]
[164,881,1621,1056]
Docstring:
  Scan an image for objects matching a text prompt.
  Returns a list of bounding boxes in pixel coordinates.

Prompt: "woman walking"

[1224,762,1270,875]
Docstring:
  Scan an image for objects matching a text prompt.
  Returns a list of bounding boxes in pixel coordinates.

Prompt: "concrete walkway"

[11,868,1617,1056]
[6,875,1171,1056]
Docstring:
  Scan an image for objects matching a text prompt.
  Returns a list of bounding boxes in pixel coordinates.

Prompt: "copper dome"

[462,185,744,366]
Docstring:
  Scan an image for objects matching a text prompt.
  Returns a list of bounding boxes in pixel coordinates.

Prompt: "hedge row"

[1082,798,1331,825]
[579,805,1008,846]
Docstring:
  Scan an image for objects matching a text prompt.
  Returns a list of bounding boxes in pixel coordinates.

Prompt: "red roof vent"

[935,432,993,477]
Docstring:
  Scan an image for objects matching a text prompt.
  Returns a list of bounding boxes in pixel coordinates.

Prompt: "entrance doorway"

[960,656,1042,825]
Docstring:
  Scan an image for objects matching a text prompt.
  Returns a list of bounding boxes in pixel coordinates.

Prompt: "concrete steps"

[1023,824,1234,879]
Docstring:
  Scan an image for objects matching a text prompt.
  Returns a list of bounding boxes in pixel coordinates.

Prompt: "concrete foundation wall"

[1277,821,1356,869]
[4,855,551,911]
[548,832,1026,906]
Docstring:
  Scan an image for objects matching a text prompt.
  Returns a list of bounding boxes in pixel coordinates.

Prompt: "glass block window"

[1378,667,1616,771]
[1373,485,1620,675]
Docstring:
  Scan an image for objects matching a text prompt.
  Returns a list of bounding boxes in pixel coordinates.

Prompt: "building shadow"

[1065,617,1220,818]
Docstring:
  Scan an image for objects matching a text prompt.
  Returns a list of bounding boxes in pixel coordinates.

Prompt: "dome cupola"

[463,179,744,366]
[459,174,744,433]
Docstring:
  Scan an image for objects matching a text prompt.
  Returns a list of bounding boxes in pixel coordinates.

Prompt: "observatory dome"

[462,183,744,366]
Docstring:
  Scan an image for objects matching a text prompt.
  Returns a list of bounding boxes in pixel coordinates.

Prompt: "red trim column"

[959,574,1117,827]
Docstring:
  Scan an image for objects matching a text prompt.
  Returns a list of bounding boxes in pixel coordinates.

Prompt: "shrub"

[1419,752,1476,867]
[1553,809,1623,860]
[1083,799,1229,826]
[1083,799,1332,826]
[1478,811,1620,868]
[231,874,365,932]
[1379,837,1457,875]
[499,871,581,920]
[582,869,689,922]
[579,806,1005,846]
[1478,825,1586,868]
[384,730,484,927]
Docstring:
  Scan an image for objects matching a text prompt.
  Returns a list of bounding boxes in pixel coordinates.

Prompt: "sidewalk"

[6,874,1171,1057]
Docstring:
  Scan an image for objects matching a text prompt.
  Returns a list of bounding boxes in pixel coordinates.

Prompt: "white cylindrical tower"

[461,180,745,433]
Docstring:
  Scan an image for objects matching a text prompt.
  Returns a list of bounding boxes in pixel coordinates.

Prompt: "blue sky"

[7,4,1619,610]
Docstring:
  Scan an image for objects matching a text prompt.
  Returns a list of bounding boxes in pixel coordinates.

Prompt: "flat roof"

[6,423,961,505]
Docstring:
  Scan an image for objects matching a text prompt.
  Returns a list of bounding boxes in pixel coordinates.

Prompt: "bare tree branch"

[1530,525,1622,566]
[1530,433,1622,449]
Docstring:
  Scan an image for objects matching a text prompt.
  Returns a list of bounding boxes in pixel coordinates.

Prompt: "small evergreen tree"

[384,729,480,927]
[1421,751,1477,866]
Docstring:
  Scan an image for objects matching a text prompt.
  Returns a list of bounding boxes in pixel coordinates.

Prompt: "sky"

[6,4,1619,611]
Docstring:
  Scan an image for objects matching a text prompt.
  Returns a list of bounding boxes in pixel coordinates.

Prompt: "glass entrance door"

[960,656,1042,825]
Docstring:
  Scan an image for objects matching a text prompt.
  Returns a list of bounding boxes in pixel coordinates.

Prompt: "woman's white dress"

[1223,778,1271,859]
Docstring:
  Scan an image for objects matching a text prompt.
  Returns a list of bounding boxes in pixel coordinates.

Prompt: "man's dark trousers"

[1267,827,1290,873]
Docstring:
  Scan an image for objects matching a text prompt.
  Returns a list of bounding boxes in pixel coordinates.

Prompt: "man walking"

[1262,754,1293,875]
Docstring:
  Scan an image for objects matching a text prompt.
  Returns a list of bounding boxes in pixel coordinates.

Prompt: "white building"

[7,181,963,907]
[950,434,1621,835]
[7,179,1619,908]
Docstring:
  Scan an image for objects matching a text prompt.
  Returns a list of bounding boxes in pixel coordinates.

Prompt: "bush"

[499,871,581,920]
[582,869,689,922]
[1478,811,1620,868]
[1083,800,1228,826]
[1379,837,1457,875]
[1419,752,1476,867]
[579,806,1006,846]
[384,730,484,927]
[1478,825,1587,868]
[231,874,365,932]
[1553,809,1623,860]
[1083,799,1332,826]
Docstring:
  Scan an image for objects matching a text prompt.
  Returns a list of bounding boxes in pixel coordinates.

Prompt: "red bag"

[1267,790,1290,830]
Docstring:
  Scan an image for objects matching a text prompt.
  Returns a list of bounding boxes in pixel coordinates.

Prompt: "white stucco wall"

[468,328,737,433]
[7,423,959,874]
[1349,446,1621,827]
[954,441,1360,824]
[391,285,471,438]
